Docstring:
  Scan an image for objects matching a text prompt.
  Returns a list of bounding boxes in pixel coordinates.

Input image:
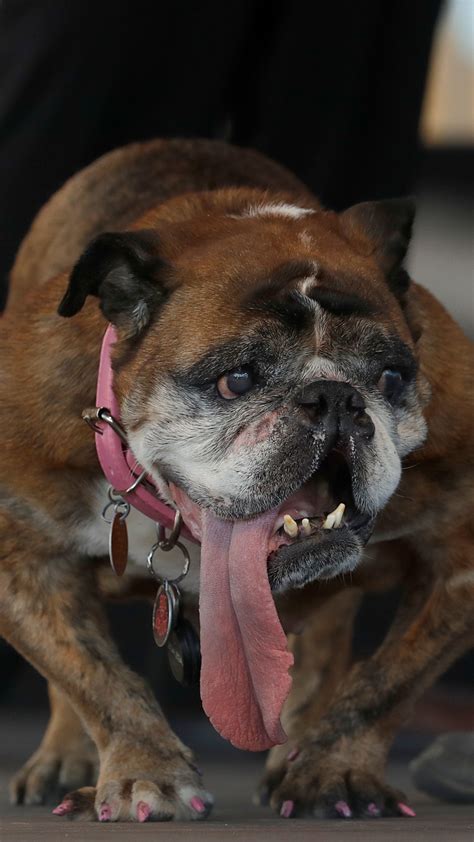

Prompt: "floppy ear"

[340,198,415,297]
[58,230,168,332]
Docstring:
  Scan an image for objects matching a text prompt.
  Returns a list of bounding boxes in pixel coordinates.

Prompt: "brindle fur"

[0,139,473,821]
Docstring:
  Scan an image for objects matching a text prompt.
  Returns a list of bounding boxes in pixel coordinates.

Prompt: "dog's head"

[59,189,428,592]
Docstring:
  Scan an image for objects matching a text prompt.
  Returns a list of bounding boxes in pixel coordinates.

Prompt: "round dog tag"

[109,512,128,577]
[153,581,179,647]
[167,619,201,686]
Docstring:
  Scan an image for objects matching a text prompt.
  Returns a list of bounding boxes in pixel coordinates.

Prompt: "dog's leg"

[257,589,362,804]
[265,549,474,819]
[0,533,212,822]
[9,683,98,805]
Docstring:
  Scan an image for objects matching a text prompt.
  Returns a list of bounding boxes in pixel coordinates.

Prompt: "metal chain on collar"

[101,486,130,524]
[147,509,190,586]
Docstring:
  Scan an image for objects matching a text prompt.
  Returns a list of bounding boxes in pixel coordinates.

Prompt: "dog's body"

[1,139,473,821]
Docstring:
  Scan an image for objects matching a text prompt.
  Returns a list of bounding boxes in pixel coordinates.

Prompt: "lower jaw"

[267,525,370,594]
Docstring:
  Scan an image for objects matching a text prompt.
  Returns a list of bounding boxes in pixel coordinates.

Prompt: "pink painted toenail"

[52,799,73,816]
[99,804,111,822]
[335,800,352,818]
[287,748,299,762]
[190,796,206,813]
[367,802,380,816]
[137,801,151,822]
[398,802,416,817]
[280,799,294,818]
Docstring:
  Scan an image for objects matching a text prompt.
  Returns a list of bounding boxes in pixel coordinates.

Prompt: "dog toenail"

[398,802,416,817]
[99,804,111,822]
[51,801,74,816]
[287,748,299,762]
[52,799,73,816]
[335,800,352,818]
[137,801,151,822]
[367,802,380,816]
[190,796,206,813]
[280,799,294,818]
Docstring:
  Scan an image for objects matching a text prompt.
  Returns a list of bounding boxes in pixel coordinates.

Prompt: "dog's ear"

[340,198,415,298]
[58,230,168,332]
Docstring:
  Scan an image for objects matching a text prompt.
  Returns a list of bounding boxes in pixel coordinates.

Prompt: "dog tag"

[167,619,201,687]
[109,513,128,577]
[153,581,179,647]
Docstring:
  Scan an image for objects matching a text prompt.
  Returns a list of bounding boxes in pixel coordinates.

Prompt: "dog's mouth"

[266,451,374,588]
[269,451,371,549]
[172,450,373,579]
[169,450,374,755]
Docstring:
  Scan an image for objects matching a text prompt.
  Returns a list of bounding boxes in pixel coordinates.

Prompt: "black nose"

[296,380,375,441]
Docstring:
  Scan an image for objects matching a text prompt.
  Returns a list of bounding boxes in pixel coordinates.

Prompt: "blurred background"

[410,0,473,336]
[0,0,472,827]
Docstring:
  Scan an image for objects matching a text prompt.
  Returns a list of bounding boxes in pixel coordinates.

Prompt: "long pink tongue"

[200,510,293,751]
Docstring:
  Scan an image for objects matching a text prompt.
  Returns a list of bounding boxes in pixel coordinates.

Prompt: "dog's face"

[60,190,428,592]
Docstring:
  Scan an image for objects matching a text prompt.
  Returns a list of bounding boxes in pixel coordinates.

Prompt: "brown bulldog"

[1,139,473,822]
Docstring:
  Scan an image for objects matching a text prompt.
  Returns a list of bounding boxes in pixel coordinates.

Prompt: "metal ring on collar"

[146,536,190,585]
[157,509,183,551]
[101,497,130,524]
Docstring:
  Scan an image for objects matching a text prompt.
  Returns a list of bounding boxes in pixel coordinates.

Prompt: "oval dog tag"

[109,513,128,577]
[153,581,179,647]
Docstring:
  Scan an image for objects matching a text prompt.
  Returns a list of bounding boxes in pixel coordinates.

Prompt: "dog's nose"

[296,380,375,441]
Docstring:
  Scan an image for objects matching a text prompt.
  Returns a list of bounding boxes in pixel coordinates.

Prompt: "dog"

[1,138,473,822]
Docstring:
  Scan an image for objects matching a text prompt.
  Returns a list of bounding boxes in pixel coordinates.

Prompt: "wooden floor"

[1,768,474,842]
[0,711,473,842]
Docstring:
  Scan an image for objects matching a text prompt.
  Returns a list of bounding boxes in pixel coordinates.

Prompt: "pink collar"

[90,324,196,542]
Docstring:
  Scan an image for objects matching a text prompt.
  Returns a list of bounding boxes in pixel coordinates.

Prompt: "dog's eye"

[217,367,254,399]
[377,369,405,403]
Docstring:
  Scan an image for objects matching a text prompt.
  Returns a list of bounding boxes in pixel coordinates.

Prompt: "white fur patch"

[239,202,314,220]
[298,276,317,296]
[128,388,255,507]
[396,410,428,457]
[301,355,345,384]
[358,406,401,513]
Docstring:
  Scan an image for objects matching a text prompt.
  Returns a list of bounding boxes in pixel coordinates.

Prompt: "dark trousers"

[0,0,442,307]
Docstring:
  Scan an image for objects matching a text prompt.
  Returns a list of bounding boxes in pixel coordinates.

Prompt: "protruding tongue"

[200,509,293,751]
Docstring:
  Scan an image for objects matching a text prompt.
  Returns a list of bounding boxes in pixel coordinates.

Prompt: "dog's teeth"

[323,513,336,529]
[332,503,346,528]
[283,515,299,537]
[301,517,311,536]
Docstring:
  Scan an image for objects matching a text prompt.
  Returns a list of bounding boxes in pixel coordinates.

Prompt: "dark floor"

[1,711,474,842]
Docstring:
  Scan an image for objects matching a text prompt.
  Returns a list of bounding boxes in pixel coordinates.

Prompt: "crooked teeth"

[283,504,346,536]
[323,502,346,530]
[301,517,311,536]
[283,514,299,537]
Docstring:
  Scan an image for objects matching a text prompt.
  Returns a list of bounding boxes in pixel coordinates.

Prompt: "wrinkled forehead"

[155,215,412,363]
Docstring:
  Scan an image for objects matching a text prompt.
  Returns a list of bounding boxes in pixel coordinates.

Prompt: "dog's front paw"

[257,739,415,820]
[52,746,213,822]
[9,738,98,806]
